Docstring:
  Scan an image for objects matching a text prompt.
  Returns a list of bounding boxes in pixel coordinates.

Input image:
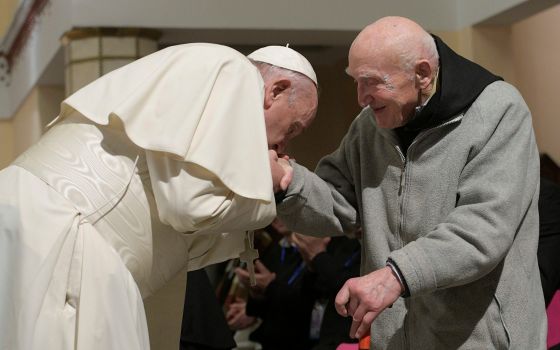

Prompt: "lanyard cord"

[287,261,306,286]
[344,249,360,268]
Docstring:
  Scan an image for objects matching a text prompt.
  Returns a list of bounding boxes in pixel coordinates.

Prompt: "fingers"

[254,260,269,273]
[226,307,238,319]
[279,167,293,191]
[347,294,359,316]
[291,233,303,249]
[268,149,279,161]
[350,311,375,339]
[227,311,243,329]
[349,303,378,338]
[235,267,249,278]
[234,267,250,286]
[335,284,351,317]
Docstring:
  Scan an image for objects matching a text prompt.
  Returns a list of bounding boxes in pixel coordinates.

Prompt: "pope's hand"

[269,150,293,193]
[335,266,404,339]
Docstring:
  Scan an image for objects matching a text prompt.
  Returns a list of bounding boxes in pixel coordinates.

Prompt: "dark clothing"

[246,242,317,350]
[538,177,560,306]
[180,269,236,350]
[394,35,502,152]
[311,237,361,350]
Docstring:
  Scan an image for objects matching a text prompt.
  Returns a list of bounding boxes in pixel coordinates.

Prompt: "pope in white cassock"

[0,43,318,350]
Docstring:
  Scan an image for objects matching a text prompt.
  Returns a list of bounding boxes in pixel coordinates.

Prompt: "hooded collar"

[394,35,502,150]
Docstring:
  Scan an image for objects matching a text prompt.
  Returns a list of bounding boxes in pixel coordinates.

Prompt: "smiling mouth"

[373,106,386,113]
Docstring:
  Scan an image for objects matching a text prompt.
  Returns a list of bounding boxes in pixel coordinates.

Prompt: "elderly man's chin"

[374,112,400,129]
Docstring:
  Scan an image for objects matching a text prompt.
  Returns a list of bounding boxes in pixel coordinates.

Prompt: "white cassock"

[0,43,275,350]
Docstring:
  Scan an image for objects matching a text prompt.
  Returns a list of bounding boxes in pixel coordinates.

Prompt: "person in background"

[537,175,560,350]
[538,176,560,307]
[292,232,361,350]
[232,218,319,350]
[180,269,236,350]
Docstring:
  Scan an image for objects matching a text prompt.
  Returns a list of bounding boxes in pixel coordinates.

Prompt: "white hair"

[250,60,317,105]
[397,32,439,81]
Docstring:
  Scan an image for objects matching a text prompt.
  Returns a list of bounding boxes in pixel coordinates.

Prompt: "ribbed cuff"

[386,258,410,298]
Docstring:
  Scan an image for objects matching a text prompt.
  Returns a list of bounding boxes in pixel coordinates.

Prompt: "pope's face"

[264,84,318,153]
[347,44,419,129]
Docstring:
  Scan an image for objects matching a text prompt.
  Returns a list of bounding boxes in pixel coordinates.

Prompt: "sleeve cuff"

[386,258,410,298]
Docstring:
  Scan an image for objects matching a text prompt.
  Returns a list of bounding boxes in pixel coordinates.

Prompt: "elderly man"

[271,16,546,349]
[0,44,318,350]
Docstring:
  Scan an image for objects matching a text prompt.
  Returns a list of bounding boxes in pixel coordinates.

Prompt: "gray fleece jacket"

[277,80,547,349]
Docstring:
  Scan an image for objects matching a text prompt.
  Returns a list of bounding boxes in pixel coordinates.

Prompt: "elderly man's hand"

[335,267,404,339]
[269,150,293,193]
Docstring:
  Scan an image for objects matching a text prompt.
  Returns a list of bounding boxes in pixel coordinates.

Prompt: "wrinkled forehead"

[347,42,405,80]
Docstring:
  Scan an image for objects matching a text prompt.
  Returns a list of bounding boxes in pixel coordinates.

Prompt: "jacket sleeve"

[146,151,276,234]
[277,132,360,237]
[389,83,541,296]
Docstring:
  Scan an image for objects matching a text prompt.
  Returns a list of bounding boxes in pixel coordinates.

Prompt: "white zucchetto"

[248,45,318,86]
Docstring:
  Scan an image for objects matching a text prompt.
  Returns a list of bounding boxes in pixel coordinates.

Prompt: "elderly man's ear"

[415,60,434,90]
[264,79,291,109]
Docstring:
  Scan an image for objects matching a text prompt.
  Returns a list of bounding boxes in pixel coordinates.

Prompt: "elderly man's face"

[347,47,419,129]
[264,83,318,153]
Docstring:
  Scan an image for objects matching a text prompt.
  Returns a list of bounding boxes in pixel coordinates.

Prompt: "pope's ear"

[272,79,291,98]
[264,79,291,109]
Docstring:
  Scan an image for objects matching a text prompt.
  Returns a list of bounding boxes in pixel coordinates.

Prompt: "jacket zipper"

[395,146,406,240]
[392,114,463,350]
[395,115,463,237]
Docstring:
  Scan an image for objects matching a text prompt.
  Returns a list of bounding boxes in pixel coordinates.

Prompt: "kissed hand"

[269,150,293,193]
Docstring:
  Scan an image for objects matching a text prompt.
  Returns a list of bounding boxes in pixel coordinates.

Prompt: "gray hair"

[250,60,317,105]
[398,32,439,81]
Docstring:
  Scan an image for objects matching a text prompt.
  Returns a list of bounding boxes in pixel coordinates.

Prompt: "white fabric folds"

[55,43,272,203]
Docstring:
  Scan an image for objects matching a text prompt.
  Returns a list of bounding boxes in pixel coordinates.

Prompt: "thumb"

[280,168,293,191]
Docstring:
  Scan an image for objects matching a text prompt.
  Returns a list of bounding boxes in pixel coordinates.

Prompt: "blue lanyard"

[344,250,360,268]
[287,262,306,286]
[280,245,297,264]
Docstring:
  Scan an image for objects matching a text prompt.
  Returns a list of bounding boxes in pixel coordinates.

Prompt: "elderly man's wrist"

[386,258,410,298]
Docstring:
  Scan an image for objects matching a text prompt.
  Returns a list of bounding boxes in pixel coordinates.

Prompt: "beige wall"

[0,85,64,169]
[287,57,361,169]
[12,89,43,157]
[434,26,516,84]
[0,120,13,168]
[0,0,19,39]
[512,4,560,165]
